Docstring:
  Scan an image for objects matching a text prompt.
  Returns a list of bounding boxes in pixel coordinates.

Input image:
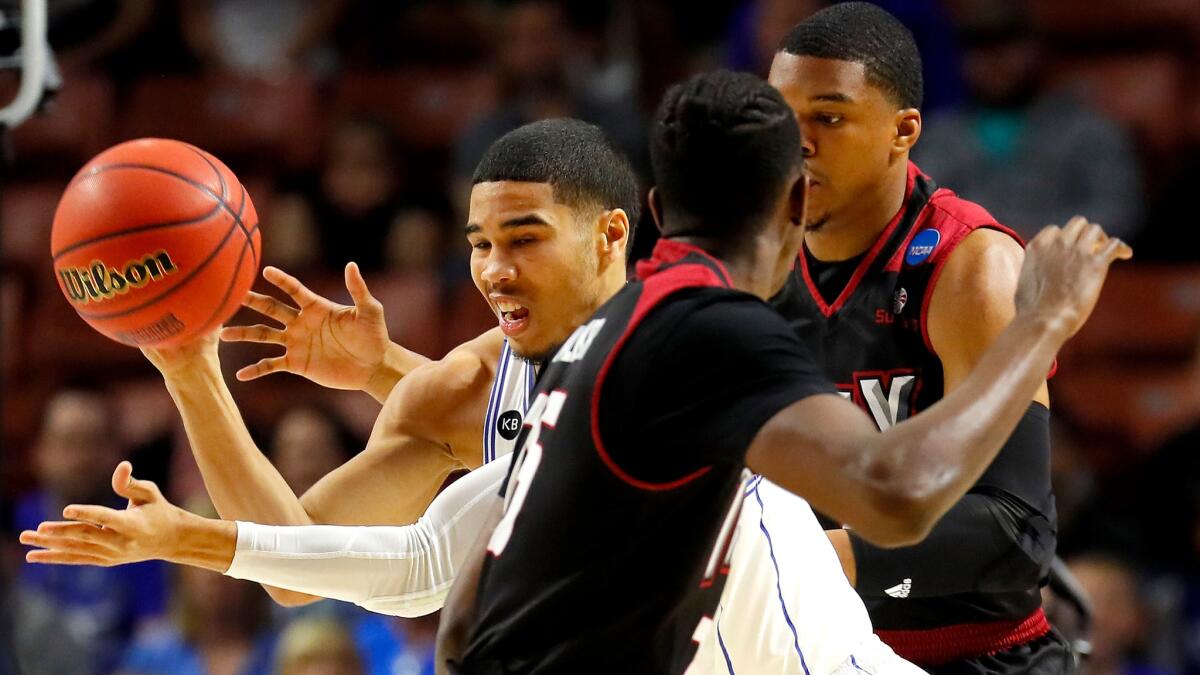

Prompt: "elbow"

[854,457,942,548]
[264,585,321,607]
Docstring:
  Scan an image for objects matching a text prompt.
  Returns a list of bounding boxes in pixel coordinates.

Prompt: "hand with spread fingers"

[220,262,428,402]
[1016,215,1134,340]
[19,461,235,573]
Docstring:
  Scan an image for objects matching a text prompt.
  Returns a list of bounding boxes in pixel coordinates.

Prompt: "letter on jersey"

[858,374,917,430]
[488,390,567,556]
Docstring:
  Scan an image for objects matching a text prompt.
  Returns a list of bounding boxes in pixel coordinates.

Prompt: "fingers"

[110,461,161,505]
[1100,237,1134,262]
[1061,215,1090,245]
[344,262,381,313]
[239,291,298,324]
[235,356,290,382]
[22,524,119,553]
[263,266,320,309]
[220,324,285,346]
[26,550,113,566]
[63,504,123,529]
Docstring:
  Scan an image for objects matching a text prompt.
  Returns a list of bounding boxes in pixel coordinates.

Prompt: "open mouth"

[495,299,530,336]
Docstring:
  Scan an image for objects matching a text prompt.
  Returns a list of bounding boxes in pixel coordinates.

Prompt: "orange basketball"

[51,139,261,348]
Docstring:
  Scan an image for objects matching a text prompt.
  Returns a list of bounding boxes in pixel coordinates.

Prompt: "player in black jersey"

[766,4,1083,672]
[436,69,1129,674]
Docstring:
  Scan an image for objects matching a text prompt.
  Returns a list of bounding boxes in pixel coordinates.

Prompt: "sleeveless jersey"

[770,161,1047,632]
[481,339,538,463]
[460,241,828,674]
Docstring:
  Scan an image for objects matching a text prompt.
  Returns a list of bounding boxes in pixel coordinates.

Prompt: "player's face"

[467,181,606,362]
[768,54,908,230]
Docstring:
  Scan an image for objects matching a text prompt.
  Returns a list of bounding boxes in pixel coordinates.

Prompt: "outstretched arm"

[750,218,1130,546]
[21,458,510,617]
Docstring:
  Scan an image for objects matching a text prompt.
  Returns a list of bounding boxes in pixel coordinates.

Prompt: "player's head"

[769,2,923,232]
[649,70,806,266]
[468,118,639,361]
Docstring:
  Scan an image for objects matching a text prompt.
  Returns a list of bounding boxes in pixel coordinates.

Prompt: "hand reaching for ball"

[219,262,394,392]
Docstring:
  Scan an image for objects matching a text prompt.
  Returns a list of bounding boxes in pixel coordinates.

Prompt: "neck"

[806,158,909,261]
[673,233,790,300]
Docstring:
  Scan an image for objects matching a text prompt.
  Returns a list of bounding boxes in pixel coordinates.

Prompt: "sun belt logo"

[59,249,179,305]
[884,578,913,598]
[904,229,941,266]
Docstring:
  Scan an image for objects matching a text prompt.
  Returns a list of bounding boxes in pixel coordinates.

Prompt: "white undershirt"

[224,455,510,617]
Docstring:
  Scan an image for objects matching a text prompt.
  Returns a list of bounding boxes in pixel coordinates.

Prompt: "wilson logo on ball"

[59,249,180,305]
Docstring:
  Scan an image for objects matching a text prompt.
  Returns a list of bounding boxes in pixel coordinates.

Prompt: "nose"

[796,121,817,158]
[481,251,517,287]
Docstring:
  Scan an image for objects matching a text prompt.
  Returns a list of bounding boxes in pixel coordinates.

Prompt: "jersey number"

[487,390,567,556]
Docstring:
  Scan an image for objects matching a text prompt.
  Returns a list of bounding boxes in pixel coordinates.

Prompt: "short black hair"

[778,2,923,110]
[650,70,801,240]
[472,118,641,227]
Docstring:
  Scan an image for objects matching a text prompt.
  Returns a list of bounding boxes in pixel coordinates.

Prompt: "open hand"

[1016,216,1133,340]
[220,262,391,391]
[20,462,186,567]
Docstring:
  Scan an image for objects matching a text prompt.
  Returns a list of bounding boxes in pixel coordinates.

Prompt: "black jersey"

[772,163,1056,646]
[457,240,832,674]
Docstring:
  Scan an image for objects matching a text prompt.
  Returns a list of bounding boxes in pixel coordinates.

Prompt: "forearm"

[865,316,1065,535]
[364,342,433,404]
[162,364,311,526]
[227,458,508,617]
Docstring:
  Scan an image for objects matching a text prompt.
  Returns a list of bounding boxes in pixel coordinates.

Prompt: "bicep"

[929,230,1049,406]
[299,364,479,526]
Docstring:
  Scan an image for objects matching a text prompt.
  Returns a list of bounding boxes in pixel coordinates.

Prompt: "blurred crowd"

[1,0,1199,674]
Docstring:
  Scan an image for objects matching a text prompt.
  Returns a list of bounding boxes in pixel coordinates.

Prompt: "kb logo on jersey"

[497,410,523,440]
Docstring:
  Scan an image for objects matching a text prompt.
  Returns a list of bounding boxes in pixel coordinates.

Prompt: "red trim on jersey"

[593,241,730,491]
[797,162,920,317]
[876,607,1051,666]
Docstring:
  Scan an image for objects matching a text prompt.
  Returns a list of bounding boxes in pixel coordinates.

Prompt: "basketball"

[50,139,261,348]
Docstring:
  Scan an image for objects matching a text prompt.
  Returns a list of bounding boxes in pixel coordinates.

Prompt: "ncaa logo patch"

[904,229,941,266]
[497,410,523,440]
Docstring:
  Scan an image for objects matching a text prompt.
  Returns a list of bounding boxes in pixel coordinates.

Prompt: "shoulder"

[926,229,1024,363]
[383,329,503,423]
[653,290,797,350]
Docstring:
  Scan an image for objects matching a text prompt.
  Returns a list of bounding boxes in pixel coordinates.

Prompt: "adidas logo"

[884,578,913,598]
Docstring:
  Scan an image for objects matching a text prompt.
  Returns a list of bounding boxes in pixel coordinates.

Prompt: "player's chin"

[508,332,560,364]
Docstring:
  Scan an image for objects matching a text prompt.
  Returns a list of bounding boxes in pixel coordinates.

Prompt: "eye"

[513,237,537,246]
[471,240,491,251]
[817,113,843,126]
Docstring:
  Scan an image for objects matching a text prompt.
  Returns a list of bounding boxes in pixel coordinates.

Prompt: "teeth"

[496,300,523,313]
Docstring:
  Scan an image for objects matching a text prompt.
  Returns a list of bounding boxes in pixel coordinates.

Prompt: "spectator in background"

[269,117,446,275]
[452,0,646,209]
[269,404,357,497]
[1067,554,1175,675]
[913,3,1143,242]
[117,499,275,675]
[12,387,168,675]
[274,618,363,675]
[178,0,347,78]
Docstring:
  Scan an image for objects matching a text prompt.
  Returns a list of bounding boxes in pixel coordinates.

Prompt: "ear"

[789,173,809,229]
[647,187,665,234]
[893,108,922,155]
[597,208,630,262]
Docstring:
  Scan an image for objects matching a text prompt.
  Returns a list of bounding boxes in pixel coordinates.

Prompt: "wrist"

[174,511,238,573]
[364,343,406,401]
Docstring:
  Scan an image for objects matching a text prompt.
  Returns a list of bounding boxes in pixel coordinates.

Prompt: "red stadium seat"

[1,181,63,265]
[1059,265,1200,362]
[1047,53,1188,161]
[119,75,319,169]
[1028,0,1200,46]
[330,68,499,149]
[8,76,116,168]
[441,279,495,357]
[1052,363,1200,452]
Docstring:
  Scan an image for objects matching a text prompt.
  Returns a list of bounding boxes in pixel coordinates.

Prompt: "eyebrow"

[465,214,552,235]
[809,92,854,103]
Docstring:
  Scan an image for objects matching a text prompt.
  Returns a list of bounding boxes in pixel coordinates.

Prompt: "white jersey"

[482,339,538,463]
[695,475,927,674]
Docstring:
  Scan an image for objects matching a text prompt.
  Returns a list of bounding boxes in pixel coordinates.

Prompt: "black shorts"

[925,629,1075,675]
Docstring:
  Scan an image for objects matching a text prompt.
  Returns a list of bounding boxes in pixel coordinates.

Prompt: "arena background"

[0,1,1198,673]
